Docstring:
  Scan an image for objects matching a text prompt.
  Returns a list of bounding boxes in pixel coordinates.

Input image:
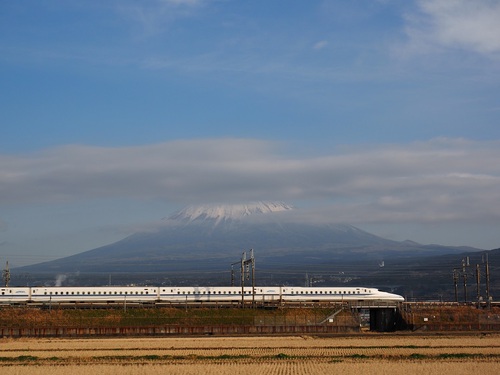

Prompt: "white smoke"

[54,274,68,287]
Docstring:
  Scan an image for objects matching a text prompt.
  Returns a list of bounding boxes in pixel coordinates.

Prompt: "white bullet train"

[0,285,404,306]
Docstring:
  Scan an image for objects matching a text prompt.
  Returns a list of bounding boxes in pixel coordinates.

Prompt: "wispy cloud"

[313,40,328,50]
[1,138,499,225]
[403,0,500,57]
[115,0,207,36]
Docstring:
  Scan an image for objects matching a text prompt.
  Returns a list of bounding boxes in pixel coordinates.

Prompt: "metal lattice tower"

[2,261,10,287]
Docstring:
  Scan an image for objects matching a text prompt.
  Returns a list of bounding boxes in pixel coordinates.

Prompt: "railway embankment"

[0,306,360,338]
[1,304,499,337]
[398,303,500,331]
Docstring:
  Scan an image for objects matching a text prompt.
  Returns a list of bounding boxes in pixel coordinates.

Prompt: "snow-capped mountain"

[169,201,294,224]
[17,202,479,274]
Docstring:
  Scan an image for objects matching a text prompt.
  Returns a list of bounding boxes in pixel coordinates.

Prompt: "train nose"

[390,293,405,302]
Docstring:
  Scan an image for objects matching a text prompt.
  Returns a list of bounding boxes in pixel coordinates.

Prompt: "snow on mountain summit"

[169,201,294,223]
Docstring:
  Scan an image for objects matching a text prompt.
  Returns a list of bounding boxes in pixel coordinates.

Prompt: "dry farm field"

[1,334,499,374]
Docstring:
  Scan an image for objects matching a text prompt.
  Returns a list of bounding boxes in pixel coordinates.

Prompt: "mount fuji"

[17,201,481,274]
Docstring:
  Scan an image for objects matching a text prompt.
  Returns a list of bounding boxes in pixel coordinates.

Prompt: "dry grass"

[2,362,500,375]
[1,334,500,374]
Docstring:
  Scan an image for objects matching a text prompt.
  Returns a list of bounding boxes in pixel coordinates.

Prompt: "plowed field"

[1,334,499,374]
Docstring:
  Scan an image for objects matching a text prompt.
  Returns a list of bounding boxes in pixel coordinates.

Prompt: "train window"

[146,291,149,294]
[177,291,180,294]
[218,291,221,294]
[71,292,74,295]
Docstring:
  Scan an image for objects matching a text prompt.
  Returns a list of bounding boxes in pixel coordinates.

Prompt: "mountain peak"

[169,201,294,224]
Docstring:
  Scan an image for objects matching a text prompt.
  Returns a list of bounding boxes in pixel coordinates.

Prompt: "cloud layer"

[2,138,499,225]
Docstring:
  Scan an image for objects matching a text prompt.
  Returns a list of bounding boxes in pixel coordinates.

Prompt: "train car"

[159,286,252,303]
[0,287,30,304]
[0,286,159,304]
[282,286,404,303]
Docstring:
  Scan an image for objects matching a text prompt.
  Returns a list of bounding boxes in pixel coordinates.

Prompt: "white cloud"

[404,0,500,56]
[1,138,500,225]
[313,40,328,50]
[115,0,206,36]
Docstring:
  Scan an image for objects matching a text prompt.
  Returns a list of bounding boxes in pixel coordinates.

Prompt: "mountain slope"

[16,202,481,273]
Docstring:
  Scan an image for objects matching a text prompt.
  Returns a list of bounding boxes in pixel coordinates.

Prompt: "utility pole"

[235,249,256,308]
[484,253,491,309]
[476,263,481,306]
[462,257,469,303]
[2,261,10,287]
[241,251,246,307]
[250,249,255,307]
[453,269,459,303]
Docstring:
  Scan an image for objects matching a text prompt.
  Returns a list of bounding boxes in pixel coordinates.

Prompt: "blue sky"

[1,0,500,266]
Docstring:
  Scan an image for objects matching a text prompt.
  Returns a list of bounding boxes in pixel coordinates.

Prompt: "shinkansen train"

[0,285,404,306]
